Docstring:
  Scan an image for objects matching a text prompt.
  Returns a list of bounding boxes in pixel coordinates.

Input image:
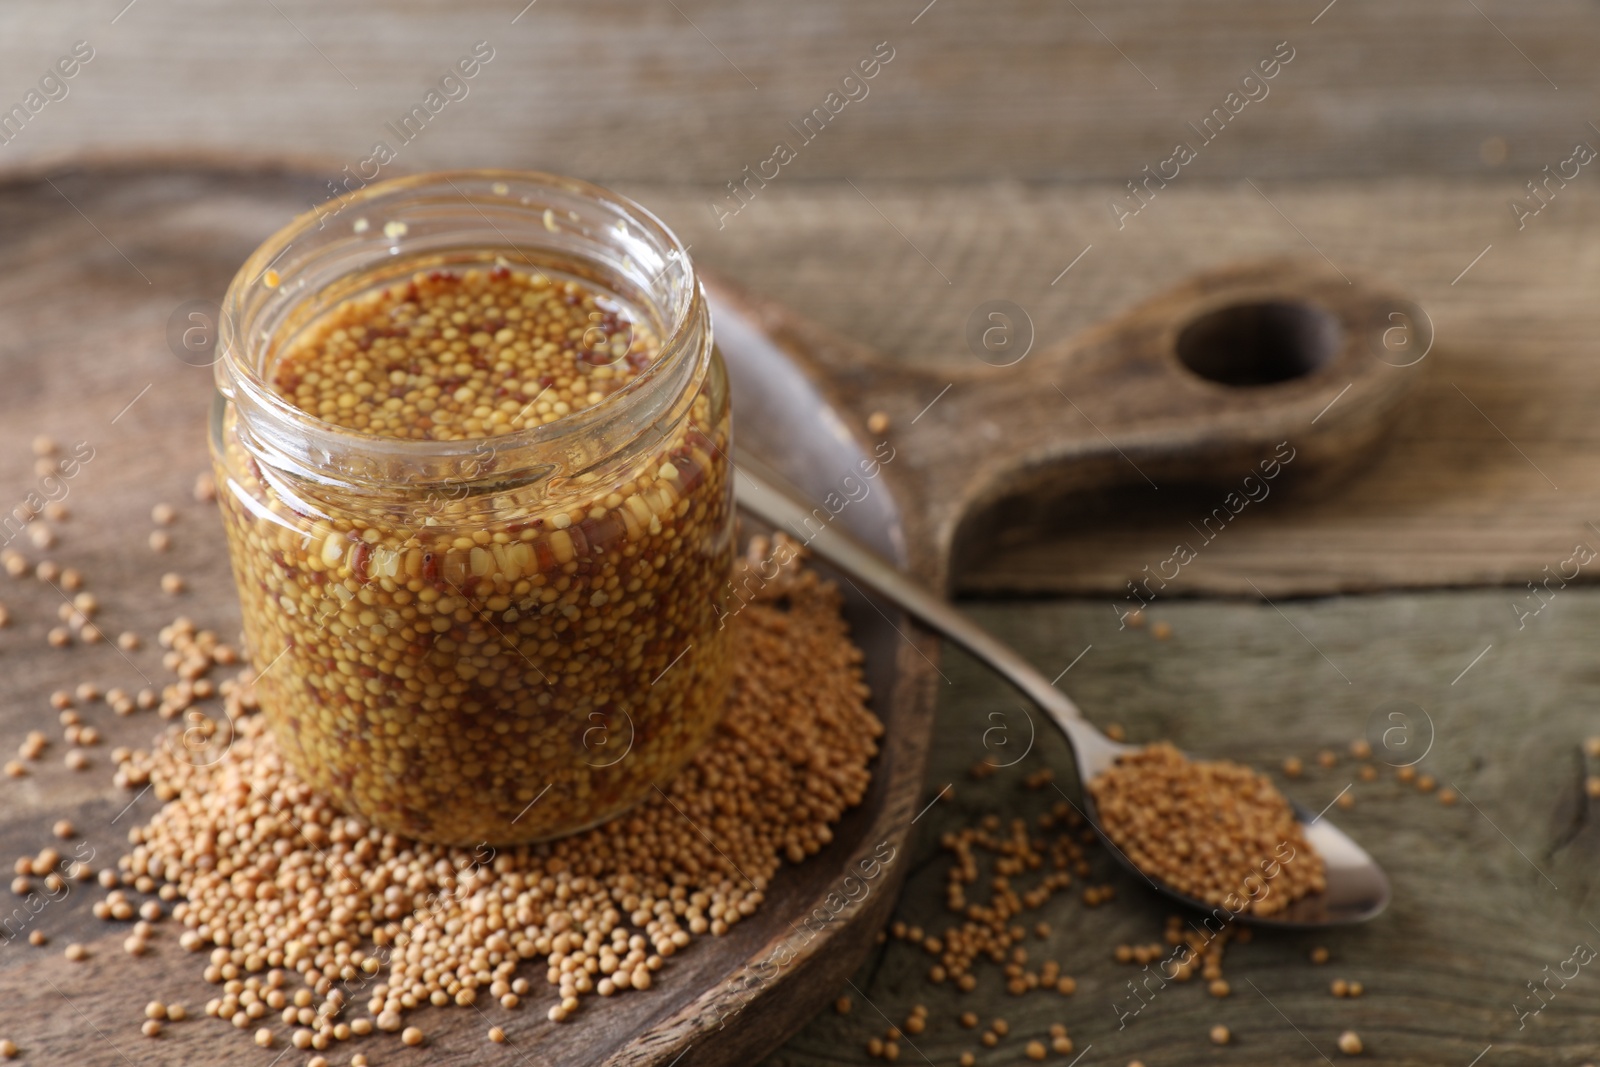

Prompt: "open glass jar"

[211,171,733,846]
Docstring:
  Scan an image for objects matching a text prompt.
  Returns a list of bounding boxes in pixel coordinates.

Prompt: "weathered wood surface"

[1,160,1599,1065]
[2,0,1598,183]
[771,589,1600,1067]
[634,177,1600,601]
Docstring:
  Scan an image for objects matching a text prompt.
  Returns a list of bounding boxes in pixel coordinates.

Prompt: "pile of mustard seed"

[106,541,880,1046]
[1087,742,1325,916]
[271,265,656,439]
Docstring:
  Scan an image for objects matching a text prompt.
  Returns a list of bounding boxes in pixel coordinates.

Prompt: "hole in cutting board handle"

[1174,300,1340,386]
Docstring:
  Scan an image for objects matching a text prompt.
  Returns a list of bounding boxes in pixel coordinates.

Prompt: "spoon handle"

[733,458,1096,738]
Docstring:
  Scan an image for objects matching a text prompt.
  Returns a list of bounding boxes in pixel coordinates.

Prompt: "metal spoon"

[733,456,1390,927]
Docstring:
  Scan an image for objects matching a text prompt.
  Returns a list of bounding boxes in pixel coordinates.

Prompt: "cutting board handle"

[710,258,1427,589]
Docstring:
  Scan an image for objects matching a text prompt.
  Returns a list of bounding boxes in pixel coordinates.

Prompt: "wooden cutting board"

[0,160,1420,1065]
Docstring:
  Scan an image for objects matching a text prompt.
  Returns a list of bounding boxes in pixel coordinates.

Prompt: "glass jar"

[210,171,733,846]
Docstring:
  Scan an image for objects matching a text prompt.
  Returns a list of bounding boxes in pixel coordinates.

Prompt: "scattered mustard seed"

[1210,1024,1231,1045]
[1338,1030,1363,1055]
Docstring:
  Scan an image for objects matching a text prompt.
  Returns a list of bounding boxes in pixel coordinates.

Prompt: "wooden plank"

[1,0,1598,182]
[626,177,1600,599]
[772,588,1600,1066]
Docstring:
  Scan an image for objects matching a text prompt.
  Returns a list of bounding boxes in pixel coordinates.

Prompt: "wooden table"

[3,2,1600,1064]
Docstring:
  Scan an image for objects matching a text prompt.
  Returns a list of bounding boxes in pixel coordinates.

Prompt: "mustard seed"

[1026,1040,1047,1060]
[352,1056,369,1067]
[32,435,57,456]
[1397,765,1416,783]
[1052,1036,1073,1054]
[1338,1030,1363,1055]
[488,1026,506,1043]
[1331,978,1349,996]
[0,1039,15,1058]
[1283,756,1304,777]
[159,573,185,595]
[1150,620,1172,640]
[28,931,44,946]
[141,1020,162,1038]
[1350,738,1372,759]
[867,411,891,435]
[1311,946,1330,964]
[152,503,177,526]
[1417,774,1437,793]
[145,1002,166,1020]
[1336,791,1355,810]
[401,1027,424,1046]
[1210,1024,1230,1045]
[959,1055,976,1067]
[64,943,86,961]
[149,531,171,553]
[1209,979,1230,997]
[168,1004,187,1022]
[1438,787,1459,805]
[835,996,852,1015]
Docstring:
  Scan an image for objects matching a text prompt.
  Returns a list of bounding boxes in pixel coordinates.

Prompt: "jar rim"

[215,169,708,487]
